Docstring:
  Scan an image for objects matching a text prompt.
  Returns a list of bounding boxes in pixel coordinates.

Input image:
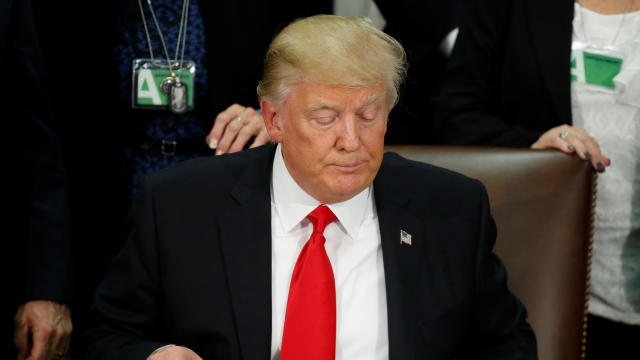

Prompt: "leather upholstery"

[385,145,595,360]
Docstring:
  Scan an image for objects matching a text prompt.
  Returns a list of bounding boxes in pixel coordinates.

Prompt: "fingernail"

[215,149,222,156]
[596,161,605,173]
[607,158,612,166]
[208,138,218,149]
[568,145,575,151]
[584,151,591,158]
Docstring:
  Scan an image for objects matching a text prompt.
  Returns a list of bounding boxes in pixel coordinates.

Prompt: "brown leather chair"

[384,145,596,360]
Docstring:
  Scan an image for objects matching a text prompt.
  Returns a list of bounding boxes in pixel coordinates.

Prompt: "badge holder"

[571,41,626,91]
[132,58,196,114]
[571,1,632,92]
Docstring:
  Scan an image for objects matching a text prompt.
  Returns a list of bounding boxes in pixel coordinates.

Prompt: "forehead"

[287,81,388,111]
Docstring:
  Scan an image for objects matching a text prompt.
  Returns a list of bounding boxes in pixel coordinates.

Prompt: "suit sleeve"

[375,0,467,145]
[8,0,73,305]
[375,0,465,58]
[81,177,172,360]
[431,0,544,147]
[462,181,537,359]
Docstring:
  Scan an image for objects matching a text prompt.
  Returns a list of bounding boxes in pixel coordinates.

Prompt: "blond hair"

[257,15,407,108]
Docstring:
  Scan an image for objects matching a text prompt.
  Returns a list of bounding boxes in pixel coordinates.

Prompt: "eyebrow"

[359,93,382,109]
[307,103,336,112]
[307,93,383,113]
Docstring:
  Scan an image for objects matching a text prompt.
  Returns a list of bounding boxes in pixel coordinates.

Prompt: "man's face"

[263,81,388,204]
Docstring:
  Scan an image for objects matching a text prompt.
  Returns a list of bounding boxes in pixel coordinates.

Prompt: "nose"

[336,115,360,152]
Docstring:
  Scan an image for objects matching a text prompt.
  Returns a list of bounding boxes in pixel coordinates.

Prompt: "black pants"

[586,313,640,359]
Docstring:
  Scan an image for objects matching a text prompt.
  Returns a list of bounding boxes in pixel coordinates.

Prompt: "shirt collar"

[271,144,372,240]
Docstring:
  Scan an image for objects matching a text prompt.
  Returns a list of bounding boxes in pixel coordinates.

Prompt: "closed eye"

[358,106,379,124]
[310,109,338,126]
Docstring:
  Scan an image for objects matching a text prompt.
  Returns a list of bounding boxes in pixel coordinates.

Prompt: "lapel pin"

[400,229,412,246]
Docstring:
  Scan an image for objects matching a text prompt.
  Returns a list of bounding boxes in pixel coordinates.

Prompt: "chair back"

[385,145,595,360]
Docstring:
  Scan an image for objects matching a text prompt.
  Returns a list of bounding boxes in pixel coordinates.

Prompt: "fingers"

[228,115,271,153]
[206,103,246,149]
[213,105,266,155]
[531,125,610,172]
[14,306,29,360]
[15,301,72,360]
[25,326,49,360]
[249,129,272,149]
[531,125,574,153]
[562,126,610,172]
[49,320,72,360]
[219,106,255,154]
[52,304,71,360]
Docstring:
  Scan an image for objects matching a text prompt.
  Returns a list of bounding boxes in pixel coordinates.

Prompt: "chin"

[325,178,368,202]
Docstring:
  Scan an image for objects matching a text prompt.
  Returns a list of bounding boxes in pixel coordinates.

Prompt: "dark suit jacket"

[2,0,72,354]
[375,0,468,145]
[432,0,575,147]
[2,0,72,310]
[82,144,535,359]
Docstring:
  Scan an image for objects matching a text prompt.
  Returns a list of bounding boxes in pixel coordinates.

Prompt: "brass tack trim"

[581,171,597,359]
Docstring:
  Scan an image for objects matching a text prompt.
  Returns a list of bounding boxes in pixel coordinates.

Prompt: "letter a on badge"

[137,69,162,105]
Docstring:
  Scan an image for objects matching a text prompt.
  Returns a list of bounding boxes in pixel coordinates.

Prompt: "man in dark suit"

[2,0,73,358]
[82,15,536,360]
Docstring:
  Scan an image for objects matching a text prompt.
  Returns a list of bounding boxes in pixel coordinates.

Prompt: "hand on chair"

[531,124,610,172]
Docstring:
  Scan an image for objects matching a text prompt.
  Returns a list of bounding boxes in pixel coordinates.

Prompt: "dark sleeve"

[431,0,544,147]
[81,178,171,360]
[375,0,465,57]
[8,0,72,305]
[462,181,537,359]
[375,0,467,145]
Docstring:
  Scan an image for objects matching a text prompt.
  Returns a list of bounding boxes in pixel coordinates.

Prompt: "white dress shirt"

[270,144,389,360]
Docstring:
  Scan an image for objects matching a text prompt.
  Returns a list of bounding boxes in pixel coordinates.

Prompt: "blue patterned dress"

[115,0,209,198]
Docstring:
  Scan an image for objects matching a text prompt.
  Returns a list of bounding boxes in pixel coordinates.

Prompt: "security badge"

[132,58,195,114]
[571,49,623,89]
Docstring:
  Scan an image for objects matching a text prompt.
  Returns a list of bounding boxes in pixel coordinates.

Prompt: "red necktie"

[281,205,337,360]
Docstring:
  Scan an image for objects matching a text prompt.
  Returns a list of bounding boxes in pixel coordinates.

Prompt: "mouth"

[333,161,365,173]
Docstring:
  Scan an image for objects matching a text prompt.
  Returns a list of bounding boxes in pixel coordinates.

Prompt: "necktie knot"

[307,205,337,235]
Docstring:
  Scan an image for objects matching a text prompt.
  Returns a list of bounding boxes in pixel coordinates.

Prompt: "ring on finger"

[235,116,246,126]
[559,130,569,139]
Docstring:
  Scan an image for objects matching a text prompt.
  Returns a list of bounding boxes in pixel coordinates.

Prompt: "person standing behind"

[373,0,468,145]
[114,0,333,199]
[1,0,73,358]
[432,0,639,357]
[26,2,333,353]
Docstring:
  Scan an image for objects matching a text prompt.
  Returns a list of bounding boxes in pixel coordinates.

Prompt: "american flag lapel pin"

[400,229,412,246]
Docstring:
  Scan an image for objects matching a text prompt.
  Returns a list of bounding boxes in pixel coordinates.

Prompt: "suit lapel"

[374,157,424,360]
[218,145,277,360]
[526,0,574,122]
[219,148,429,359]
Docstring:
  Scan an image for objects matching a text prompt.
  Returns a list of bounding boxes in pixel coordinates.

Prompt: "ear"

[382,113,389,135]
[261,99,283,143]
